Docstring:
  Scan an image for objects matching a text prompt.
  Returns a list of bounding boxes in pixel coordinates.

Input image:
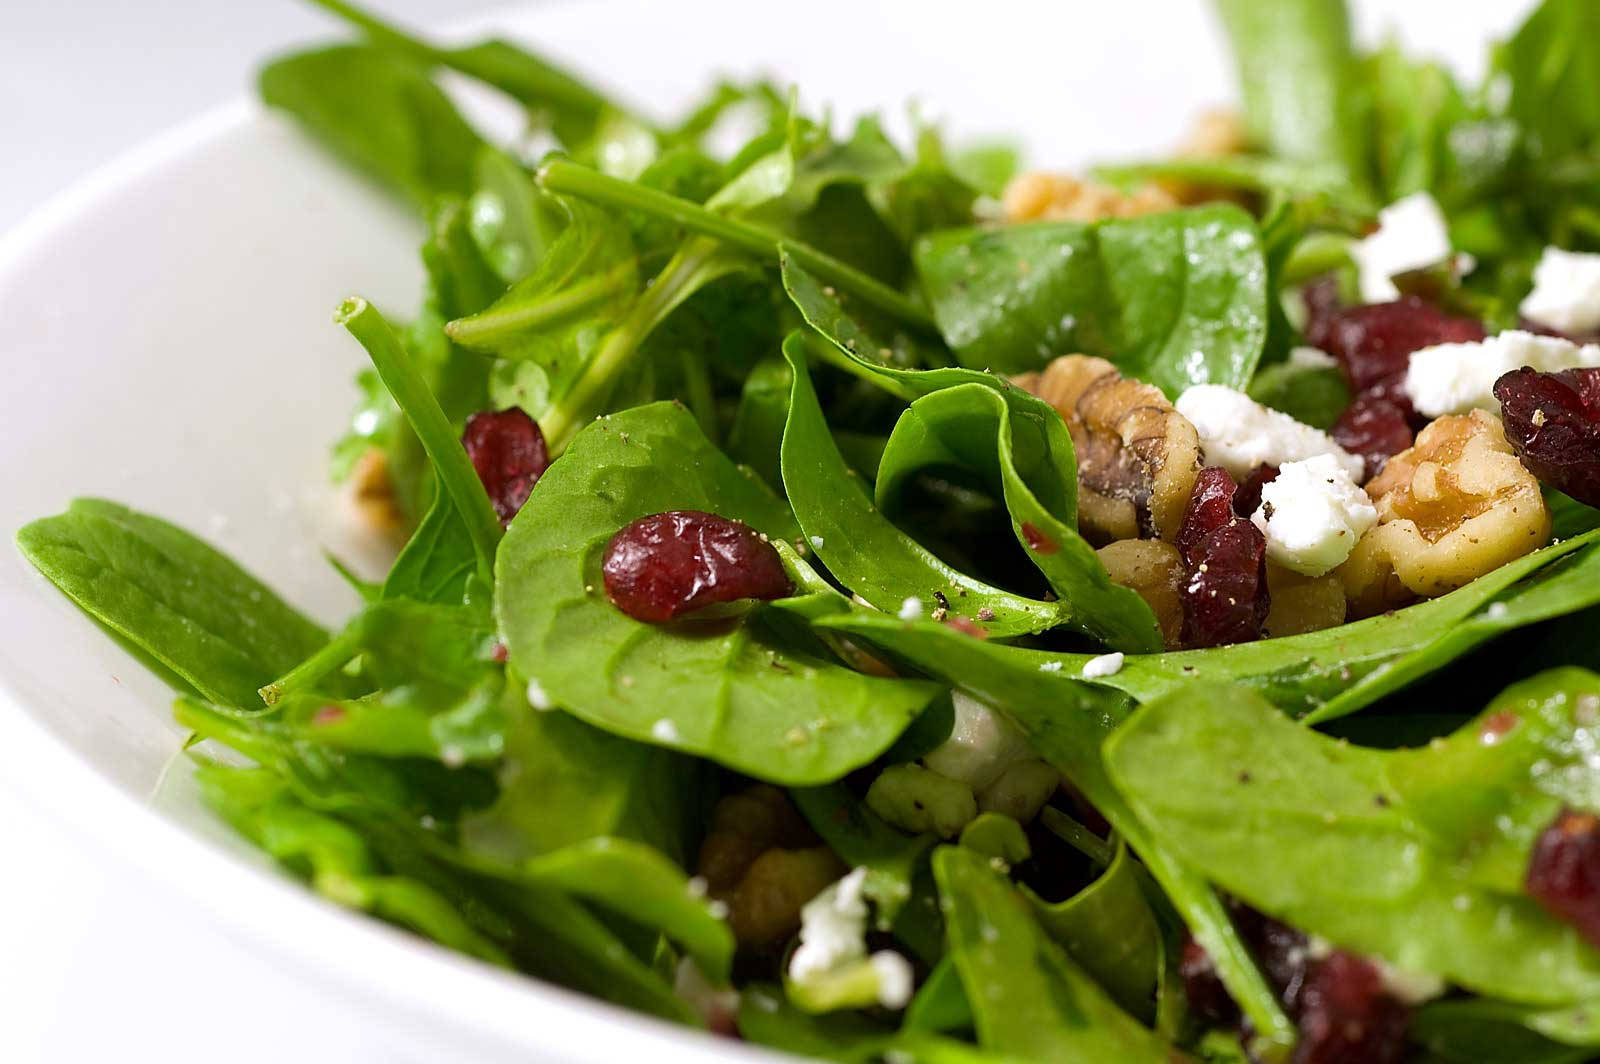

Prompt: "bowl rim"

[0,92,793,1064]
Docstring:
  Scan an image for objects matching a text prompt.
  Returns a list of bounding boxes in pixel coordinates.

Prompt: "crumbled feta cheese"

[809,535,826,549]
[1250,455,1378,577]
[651,718,680,742]
[923,691,1033,792]
[1485,601,1510,621]
[897,596,924,621]
[788,868,915,1011]
[1520,246,1600,335]
[1037,660,1064,673]
[869,952,914,1009]
[1403,329,1600,418]
[1080,651,1125,679]
[1176,385,1364,481]
[1371,958,1446,1006]
[1288,345,1338,370]
[525,678,553,711]
[1351,192,1454,303]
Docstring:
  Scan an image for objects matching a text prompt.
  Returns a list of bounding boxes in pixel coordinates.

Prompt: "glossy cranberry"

[1177,466,1238,567]
[1179,935,1240,1026]
[1232,465,1280,520]
[603,510,792,623]
[1311,298,1486,393]
[462,408,550,526]
[1494,367,1600,508]
[1293,951,1411,1064]
[1180,519,1270,648]
[1526,807,1600,947]
[1332,392,1415,482]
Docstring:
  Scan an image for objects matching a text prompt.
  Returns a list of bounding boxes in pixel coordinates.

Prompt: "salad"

[18,0,1600,1060]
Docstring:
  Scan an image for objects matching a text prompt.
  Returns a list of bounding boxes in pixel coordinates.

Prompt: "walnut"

[347,447,407,537]
[696,785,845,950]
[1160,109,1251,205]
[1263,563,1347,638]
[1002,172,1176,223]
[1015,355,1202,543]
[1096,539,1184,648]
[1339,410,1551,617]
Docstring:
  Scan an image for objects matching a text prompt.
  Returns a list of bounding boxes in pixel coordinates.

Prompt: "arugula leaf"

[912,205,1269,396]
[1495,0,1600,164]
[875,384,1163,652]
[258,44,485,209]
[1105,674,1600,1004]
[932,846,1178,1062]
[1366,40,1471,203]
[16,499,328,708]
[495,400,940,784]
[1212,0,1369,192]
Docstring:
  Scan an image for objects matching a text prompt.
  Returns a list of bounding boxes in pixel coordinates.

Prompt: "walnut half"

[1096,539,1185,648]
[1002,172,1177,224]
[1016,355,1202,544]
[1339,410,1551,617]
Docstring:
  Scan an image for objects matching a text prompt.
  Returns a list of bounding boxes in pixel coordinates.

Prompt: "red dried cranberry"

[1232,465,1280,520]
[1332,392,1414,482]
[1021,521,1059,554]
[1177,466,1238,567]
[1230,903,1312,1012]
[1494,367,1600,508]
[1293,951,1411,1064]
[602,510,792,623]
[1313,298,1486,393]
[1181,519,1271,648]
[1179,935,1240,1026]
[1526,807,1600,947]
[462,408,550,526]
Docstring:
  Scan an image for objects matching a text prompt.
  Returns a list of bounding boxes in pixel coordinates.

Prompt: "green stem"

[259,625,363,705]
[536,159,939,334]
[445,258,637,348]
[336,298,503,580]
[1038,807,1115,867]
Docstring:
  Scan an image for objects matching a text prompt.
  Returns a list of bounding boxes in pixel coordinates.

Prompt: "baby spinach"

[792,783,933,928]
[932,846,1178,1062]
[16,498,328,709]
[495,400,940,784]
[1105,673,1600,1005]
[1245,360,1351,430]
[912,205,1269,396]
[1413,997,1600,1063]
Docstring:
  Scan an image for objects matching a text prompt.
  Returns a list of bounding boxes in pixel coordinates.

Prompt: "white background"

[0,1,1534,1061]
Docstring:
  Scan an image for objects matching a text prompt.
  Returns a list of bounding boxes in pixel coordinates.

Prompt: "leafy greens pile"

[16,0,1600,1061]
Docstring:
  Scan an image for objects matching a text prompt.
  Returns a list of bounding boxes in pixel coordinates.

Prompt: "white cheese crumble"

[1288,345,1338,370]
[897,596,924,621]
[673,956,740,1027]
[1176,384,1364,481]
[869,952,914,1009]
[1037,660,1064,673]
[1250,455,1377,576]
[788,868,914,1010]
[651,718,680,742]
[1351,192,1454,303]
[524,678,553,711]
[1520,246,1600,335]
[1403,329,1600,418]
[1080,652,1126,679]
[923,691,1034,792]
[809,535,826,549]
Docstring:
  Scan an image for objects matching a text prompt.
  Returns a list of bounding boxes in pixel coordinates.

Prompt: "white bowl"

[0,1,1514,1059]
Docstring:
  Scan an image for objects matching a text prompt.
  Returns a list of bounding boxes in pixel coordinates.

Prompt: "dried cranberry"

[1312,298,1486,393]
[1021,521,1059,554]
[461,408,550,526]
[1332,393,1414,482]
[1301,276,1343,341]
[1494,367,1600,508]
[602,510,793,623]
[1179,935,1240,1026]
[1180,519,1271,648]
[1526,807,1600,947]
[1293,951,1411,1064]
[1232,465,1280,520]
[1231,904,1312,1011]
[1177,466,1238,566]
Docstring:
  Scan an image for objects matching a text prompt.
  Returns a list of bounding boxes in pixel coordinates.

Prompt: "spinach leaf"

[1413,997,1600,1063]
[932,846,1178,1062]
[779,337,1069,638]
[381,482,479,606]
[467,148,565,285]
[495,400,940,784]
[875,384,1163,652]
[1212,0,1369,192]
[1104,674,1600,1004]
[258,44,485,209]
[1245,360,1351,430]
[16,499,328,708]
[912,205,1268,396]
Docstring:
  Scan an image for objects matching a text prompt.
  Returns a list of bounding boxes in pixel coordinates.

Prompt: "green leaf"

[1213,0,1369,191]
[1246,360,1352,430]
[875,384,1163,652]
[495,400,940,784]
[1413,997,1600,1063]
[258,44,485,209]
[381,482,479,606]
[912,205,1269,396]
[16,499,328,708]
[932,847,1177,1062]
[793,783,934,927]
[1366,40,1470,202]
[1104,674,1600,1004]
[1496,0,1600,163]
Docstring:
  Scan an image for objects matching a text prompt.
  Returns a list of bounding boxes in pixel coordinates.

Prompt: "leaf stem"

[1038,807,1115,867]
[445,258,638,348]
[259,625,363,705]
[536,159,938,334]
[336,298,503,580]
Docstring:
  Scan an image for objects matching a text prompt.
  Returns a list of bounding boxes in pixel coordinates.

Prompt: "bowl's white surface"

[0,1,1531,1060]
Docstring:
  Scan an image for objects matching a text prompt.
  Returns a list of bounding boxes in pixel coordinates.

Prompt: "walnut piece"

[1096,539,1185,648]
[1339,410,1551,616]
[1002,172,1176,223]
[1159,109,1251,205]
[697,785,845,950]
[1263,563,1347,638]
[1016,355,1202,543]
[348,447,407,537]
